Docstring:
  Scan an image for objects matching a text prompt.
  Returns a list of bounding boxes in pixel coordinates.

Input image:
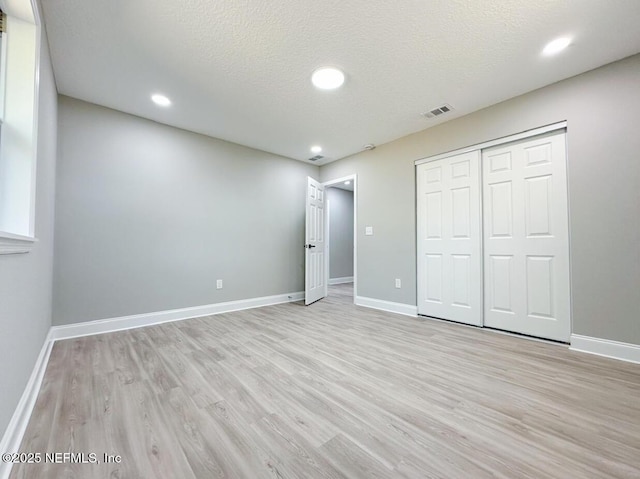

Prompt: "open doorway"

[323,175,356,303]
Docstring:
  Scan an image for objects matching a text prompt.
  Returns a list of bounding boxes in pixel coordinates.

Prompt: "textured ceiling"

[42,0,640,164]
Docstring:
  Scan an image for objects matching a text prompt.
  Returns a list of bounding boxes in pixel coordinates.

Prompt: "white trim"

[414,121,567,165]
[0,21,8,121]
[30,0,41,26]
[353,175,357,300]
[0,329,54,479]
[329,276,353,285]
[322,175,356,188]
[322,174,357,302]
[0,231,36,254]
[28,1,41,236]
[324,197,331,297]
[564,134,575,348]
[570,334,640,365]
[51,291,304,341]
[356,296,417,317]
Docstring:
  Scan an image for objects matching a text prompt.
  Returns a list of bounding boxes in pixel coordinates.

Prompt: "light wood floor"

[10,284,640,478]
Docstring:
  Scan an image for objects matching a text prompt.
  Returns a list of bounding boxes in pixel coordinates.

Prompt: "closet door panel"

[483,131,570,341]
[417,151,482,326]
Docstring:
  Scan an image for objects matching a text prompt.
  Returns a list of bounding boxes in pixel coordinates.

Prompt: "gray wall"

[327,187,353,279]
[54,97,319,325]
[0,25,57,435]
[321,53,640,345]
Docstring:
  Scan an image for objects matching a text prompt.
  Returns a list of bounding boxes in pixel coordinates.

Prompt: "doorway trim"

[322,174,357,303]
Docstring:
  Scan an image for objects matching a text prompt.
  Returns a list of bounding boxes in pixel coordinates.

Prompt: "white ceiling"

[42,0,640,165]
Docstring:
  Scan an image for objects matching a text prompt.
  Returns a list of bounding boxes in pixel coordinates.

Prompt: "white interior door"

[305,177,326,305]
[417,151,483,326]
[483,131,571,341]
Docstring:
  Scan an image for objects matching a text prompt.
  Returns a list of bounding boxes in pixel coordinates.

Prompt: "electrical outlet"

[365,226,373,236]
[216,279,223,289]
[395,278,401,289]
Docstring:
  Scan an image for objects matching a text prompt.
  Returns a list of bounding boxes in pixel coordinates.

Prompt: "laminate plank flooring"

[9,283,640,478]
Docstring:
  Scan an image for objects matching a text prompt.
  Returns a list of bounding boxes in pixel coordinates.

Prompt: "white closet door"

[417,151,482,326]
[483,131,571,341]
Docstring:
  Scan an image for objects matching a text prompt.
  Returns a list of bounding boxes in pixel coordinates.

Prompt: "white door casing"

[483,131,571,341]
[305,177,326,305]
[417,151,483,326]
[322,174,357,302]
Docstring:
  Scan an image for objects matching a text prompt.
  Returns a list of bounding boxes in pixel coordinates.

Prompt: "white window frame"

[0,12,7,122]
[0,0,41,255]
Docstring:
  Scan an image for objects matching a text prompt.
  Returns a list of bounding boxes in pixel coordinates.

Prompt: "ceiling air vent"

[422,104,454,119]
[308,155,324,162]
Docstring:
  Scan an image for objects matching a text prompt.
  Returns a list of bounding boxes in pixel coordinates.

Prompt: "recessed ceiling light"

[311,67,345,90]
[311,145,322,154]
[151,94,171,106]
[344,181,351,185]
[542,37,572,56]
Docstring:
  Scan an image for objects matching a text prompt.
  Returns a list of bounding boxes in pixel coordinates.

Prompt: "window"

[0,9,6,170]
[0,1,40,254]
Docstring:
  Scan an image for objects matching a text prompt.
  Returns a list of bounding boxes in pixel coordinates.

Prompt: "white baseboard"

[51,291,305,341]
[570,334,640,364]
[1,300,637,479]
[0,330,55,479]
[355,296,417,317]
[329,276,354,285]
[0,290,304,479]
